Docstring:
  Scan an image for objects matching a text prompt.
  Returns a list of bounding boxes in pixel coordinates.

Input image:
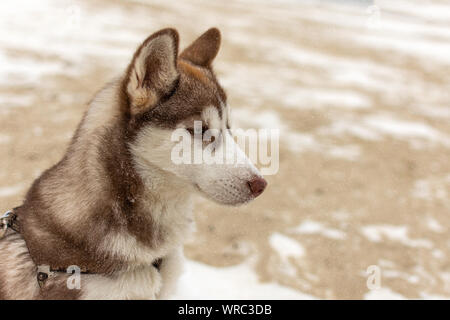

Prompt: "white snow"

[425,218,445,234]
[0,94,34,109]
[319,120,381,141]
[360,225,433,249]
[173,259,315,300]
[268,233,306,278]
[411,178,449,201]
[382,270,420,284]
[420,293,450,300]
[327,145,361,161]
[322,115,450,147]
[283,132,318,153]
[290,220,347,240]
[0,134,11,144]
[364,288,406,300]
[363,116,447,142]
[282,89,372,110]
[232,108,283,130]
[269,233,305,259]
[0,184,24,198]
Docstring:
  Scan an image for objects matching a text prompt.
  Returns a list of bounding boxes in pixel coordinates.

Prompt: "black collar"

[1,208,163,288]
[0,208,20,238]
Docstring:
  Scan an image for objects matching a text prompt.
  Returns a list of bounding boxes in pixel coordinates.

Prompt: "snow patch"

[290,220,346,240]
[364,288,406,300]
[0,134,11,144]
[425,217,445,233]
[0,184,24,197]
[269,233,305,259]
[173,259,315,300]
[363,116,450,146]
[361,225,433,248]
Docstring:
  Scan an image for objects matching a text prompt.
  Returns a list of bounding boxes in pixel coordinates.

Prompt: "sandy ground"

[0,0,449,299]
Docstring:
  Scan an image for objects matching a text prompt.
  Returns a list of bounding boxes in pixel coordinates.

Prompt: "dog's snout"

[248,176,267,197]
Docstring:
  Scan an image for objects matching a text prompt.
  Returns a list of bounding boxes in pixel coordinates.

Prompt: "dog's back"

[0,231,40,299]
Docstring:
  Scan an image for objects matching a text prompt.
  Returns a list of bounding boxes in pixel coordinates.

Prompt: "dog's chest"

[139,187,195,245]
[100,193,194,268]
[81,194,192,299]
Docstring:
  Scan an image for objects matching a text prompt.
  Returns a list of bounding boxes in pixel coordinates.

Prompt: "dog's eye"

[186,126,209,136]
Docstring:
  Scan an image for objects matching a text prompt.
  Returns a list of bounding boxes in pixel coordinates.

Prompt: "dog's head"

[124,28,266,205]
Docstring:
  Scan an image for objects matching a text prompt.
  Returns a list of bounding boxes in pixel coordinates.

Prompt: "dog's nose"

[248,176,267,197]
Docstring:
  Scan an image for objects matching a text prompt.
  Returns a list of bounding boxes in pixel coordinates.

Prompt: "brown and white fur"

[0,28,267,300]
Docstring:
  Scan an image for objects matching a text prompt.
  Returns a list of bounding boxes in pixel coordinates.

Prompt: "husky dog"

[0,28,267,299]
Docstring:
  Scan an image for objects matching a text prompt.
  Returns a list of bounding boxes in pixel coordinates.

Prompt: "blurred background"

[0,0,449,299]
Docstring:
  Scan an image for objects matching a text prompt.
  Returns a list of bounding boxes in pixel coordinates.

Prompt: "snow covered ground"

[0,0,449,299]
[174,259,315,300]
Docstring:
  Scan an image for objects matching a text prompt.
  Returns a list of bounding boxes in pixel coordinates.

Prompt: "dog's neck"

[19,80,194,274]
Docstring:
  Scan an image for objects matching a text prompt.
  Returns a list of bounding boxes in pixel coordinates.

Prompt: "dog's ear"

[180,28,221,67]
[125,28,179,116]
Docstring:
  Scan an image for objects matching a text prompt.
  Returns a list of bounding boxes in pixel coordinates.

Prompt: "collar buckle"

[0,210,14,239]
